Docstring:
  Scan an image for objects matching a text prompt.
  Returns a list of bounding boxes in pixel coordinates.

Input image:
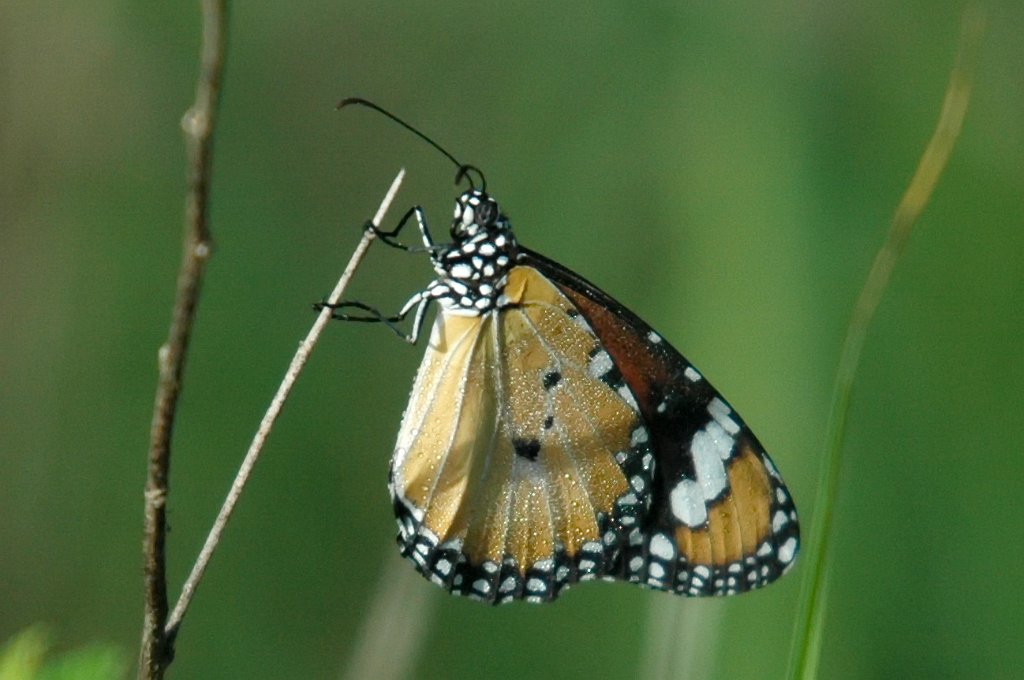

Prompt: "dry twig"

[139,1,226,677]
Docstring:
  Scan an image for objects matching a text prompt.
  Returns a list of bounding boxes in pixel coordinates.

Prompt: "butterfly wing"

[389,266,655,603]
[518,247,799,595]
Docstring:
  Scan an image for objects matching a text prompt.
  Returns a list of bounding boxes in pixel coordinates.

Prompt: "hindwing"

[389,266,654,603]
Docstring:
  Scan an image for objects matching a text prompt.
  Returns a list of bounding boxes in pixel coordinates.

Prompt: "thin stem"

[340,550,433,680]
[139,1,227,678]
[638,598,721,679]
[164,169,406,640]
[787,7,984,678]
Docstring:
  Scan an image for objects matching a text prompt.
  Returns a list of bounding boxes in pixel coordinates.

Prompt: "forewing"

[518,247,799,595]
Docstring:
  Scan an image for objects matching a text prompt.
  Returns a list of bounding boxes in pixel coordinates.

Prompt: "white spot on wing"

[773,510,788,532]
[779,537,797,564]
[684,366,703,382]
[708,397,740,436]
[691,427,730,500]
[588,349,613,378]
[618,385,639,409]
[649,533,675,561]
[702,421,735,460]
[670,479,707,526]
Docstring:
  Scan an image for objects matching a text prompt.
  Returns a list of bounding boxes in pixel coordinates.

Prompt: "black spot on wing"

[542,370,562,390]
[512,437,541,461]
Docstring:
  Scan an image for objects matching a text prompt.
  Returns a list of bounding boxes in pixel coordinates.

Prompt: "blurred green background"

[2,2,1021,678]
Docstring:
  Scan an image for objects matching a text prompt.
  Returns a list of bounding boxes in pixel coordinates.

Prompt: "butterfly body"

[370,189,799,604]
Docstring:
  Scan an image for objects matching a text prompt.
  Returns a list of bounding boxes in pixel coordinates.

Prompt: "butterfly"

[321,99,799,604]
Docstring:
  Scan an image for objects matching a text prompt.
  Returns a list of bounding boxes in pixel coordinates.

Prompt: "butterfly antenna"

[338,97,486,191]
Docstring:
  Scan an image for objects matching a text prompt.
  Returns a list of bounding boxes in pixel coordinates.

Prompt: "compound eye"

[475,201,495,226]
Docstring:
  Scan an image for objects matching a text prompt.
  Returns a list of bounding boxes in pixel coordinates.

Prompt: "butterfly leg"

[316,291,431,344]
[367,206,438,254]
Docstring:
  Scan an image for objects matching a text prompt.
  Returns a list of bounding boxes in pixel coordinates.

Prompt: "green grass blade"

[787,7,986,679]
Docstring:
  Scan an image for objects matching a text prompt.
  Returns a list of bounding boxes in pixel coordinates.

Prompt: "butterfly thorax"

[427,189,518,315]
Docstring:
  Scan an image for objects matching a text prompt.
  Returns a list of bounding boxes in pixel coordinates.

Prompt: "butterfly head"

[451,189,509,241]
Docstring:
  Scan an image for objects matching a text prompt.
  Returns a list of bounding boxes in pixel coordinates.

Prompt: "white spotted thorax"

[425,189,517,316]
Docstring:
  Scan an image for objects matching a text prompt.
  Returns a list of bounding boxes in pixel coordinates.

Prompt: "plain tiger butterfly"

[321,98,799,604]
